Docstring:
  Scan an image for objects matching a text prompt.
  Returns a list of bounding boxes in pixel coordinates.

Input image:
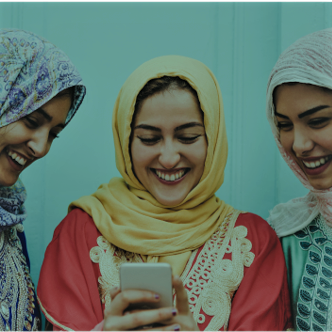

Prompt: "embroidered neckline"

[0,225,40,331]
[294,215,332,331]
[90,210,255,331]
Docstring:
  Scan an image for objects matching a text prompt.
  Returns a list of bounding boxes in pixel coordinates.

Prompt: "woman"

[0,29,86,331]
[38,55,291,331]
[266,28,332,331]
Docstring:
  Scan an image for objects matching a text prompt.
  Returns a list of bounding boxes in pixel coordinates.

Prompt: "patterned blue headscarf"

[0,28,86,231]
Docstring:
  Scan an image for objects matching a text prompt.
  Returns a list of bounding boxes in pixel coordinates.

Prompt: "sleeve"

[53,321,104,332]
[37,209,104,331]
[227,213,293,331]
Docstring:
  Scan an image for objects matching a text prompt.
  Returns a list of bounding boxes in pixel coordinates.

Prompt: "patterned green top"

[281,215,332,331]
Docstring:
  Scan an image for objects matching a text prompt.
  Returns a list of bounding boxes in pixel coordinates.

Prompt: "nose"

[158,140,180,169]
[26,130,50,158]
[292,126,314,156]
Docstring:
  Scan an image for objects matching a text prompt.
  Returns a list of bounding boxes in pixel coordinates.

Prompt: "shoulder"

[51,208,101,248]
[235,212,274,232]
[235,212,280,252]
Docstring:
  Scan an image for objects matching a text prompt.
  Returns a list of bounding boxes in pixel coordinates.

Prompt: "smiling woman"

[131,78,207,206]
[0,29,86,331]
[38,55,292,331]
[266,28,332,331]
[0,91,72,187]
[274,83,332,190]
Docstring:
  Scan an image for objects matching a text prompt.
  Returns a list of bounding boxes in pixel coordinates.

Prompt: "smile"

[152,169,188,182]
[7,150,28,166]
[302,156,332,169]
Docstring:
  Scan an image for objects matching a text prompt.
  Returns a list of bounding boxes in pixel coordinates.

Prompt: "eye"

[25,116,39,128]
[178,135,201,144]
[277,122,293,131]
[137,136,160,145]
[308,117,330,128]
[49,132,60,140]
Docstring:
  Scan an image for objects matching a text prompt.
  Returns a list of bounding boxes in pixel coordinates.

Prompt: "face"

[131,89,207,206]
[0,95,71,187]
[275,83,332,190]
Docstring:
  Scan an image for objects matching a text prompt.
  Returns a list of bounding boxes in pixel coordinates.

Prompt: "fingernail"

[154,294,160,299]
[172,308,177,316]
[174,325,180,331]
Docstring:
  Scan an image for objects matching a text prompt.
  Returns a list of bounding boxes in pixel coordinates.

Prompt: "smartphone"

[120,262,173,310]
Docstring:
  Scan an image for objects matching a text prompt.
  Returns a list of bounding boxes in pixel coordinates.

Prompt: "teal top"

[282,214,332,331]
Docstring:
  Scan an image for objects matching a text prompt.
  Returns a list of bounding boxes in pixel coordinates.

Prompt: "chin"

[154,194,186,207]
[309,180,332,191]
[0,177,18,187]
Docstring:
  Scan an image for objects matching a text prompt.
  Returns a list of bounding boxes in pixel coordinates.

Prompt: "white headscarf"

[266,28,332,237]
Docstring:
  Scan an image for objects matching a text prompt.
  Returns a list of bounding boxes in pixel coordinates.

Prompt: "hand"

[103,286,179,331]
[103,277,199,331]
[171,275,199,331]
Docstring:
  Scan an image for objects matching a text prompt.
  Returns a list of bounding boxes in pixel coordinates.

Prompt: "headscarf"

[0,28,86,231]
[266,28,332,237]
[69,55,233,275]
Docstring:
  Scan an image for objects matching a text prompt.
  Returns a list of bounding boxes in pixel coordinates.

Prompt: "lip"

[300,157,332,176]
[6,153,25,172]
[299,155,331,162]
[151,168,189,185]
[8,149,33,161]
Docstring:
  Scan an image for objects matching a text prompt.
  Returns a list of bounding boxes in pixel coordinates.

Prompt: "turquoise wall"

[0,2,331,287]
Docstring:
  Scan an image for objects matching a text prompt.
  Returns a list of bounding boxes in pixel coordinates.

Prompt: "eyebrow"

[275,105,331,120]
[35,109,65,129]
[134,122,204,132]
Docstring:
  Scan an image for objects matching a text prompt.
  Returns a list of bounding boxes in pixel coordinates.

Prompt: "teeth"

[155,170,186,182]
[303,157,331,169]
[7,150,27,166]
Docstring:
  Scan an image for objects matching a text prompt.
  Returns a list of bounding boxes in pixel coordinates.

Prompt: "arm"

[37,209,104,331]
[227,213,293,331]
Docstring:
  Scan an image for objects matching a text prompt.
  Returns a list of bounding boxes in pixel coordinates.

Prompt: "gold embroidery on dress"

[179,209,255,331]
[90,209,255,330]
[90,236,142,311]
[0,225,40,331]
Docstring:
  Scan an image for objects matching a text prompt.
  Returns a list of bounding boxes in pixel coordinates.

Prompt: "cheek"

[279,132,293,152]
[314,128,332,151]
[131,140,155,171]
[186,140,207,168]
[0,122,27,147]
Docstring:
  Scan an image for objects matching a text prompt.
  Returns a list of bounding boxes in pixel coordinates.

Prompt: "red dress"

[37,209,292,331]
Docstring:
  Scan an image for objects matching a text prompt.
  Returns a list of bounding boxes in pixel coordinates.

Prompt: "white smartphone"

[120,262,173,310]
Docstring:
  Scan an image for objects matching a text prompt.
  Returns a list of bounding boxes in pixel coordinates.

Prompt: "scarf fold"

[70,55,234,273]
[0,179,26,231]
[266,28,332,237]
[0,29,86,231]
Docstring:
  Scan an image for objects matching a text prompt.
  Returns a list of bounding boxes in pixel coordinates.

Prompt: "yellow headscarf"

[69,55,233,275]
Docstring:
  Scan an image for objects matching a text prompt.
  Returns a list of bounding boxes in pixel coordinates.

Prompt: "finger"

[109,290,161,315]
[142,323,181,331]
[104,287,122,317]
[123,307,177,330]
[110,286,121,300]
[173,275,189,314]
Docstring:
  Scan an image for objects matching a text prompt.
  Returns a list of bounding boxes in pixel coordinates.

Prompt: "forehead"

[134,89,203,125]
[274,83,332,115]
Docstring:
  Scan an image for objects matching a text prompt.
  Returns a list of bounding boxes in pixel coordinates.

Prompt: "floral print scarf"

[0,28,86,230]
